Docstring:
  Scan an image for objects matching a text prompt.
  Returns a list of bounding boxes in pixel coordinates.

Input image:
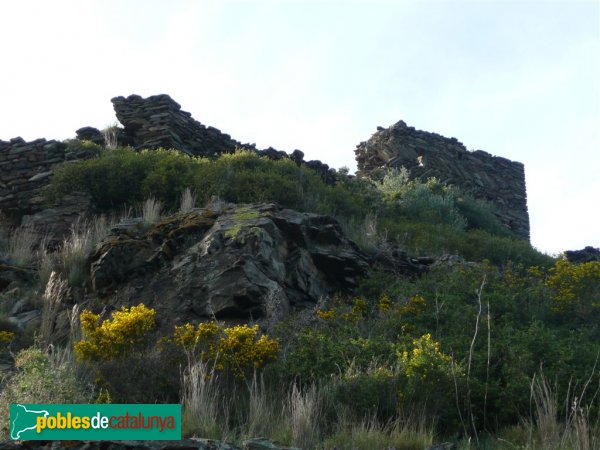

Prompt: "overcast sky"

[0,0,598,255]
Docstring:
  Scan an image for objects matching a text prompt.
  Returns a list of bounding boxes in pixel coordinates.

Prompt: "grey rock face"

[20,192,93,247]
[355,120,530,239]
[89,203,370,326]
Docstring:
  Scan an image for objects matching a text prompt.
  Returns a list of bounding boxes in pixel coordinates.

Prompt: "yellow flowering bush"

[0,330,15,356]
[171,321,220,358]
[315,308,336,321]
[316,297,369,323]
[74,304,156,361]
[0,331,15,345]
[398,333,452,381]
[169,321,279,378]
[546,259,600,314]
[398,294,427,316]
[377,294,393,312]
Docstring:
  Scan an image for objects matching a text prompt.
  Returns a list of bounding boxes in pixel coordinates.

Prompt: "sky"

[0,0,598,255]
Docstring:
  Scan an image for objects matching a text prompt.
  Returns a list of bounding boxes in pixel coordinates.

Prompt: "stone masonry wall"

[355,120,530,239]
[112,94,244,156]
[111,94,336,183]
[0,138,69,218]
[0,138,97,222]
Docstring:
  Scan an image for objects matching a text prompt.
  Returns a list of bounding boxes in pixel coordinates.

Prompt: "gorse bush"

[546,259,600,317]
[74,304,156,361]
[397,333,453,383]
[71,304,279,401]
[168,322,279,379]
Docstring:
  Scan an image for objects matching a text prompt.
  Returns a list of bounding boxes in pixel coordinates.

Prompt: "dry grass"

[181,359,228,440]
[322,411,434,450]
[39,271,68,348]
[179,364,436,449]
[288,382,322,448]
[141,197,163,227]
[102,123,119,150]
[38,216,112,287]
[180,187,198,213]
[526,373,599,450]
[4,225,37,267]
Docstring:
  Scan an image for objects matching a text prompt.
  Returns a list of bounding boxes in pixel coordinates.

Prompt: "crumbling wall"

[355,120,530,239]
[111,94,244,156]
[0,138,70,219]
[111,94,336,183]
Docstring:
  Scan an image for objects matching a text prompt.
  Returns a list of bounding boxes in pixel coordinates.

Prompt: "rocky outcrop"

[565,246,600,264]
[0,264,34,292]
[89,203,370,327]
[20,192,93,247]
[112,94,245,157]
[355,120,530,239]
[0,137,98,227]
[373,244,434,275]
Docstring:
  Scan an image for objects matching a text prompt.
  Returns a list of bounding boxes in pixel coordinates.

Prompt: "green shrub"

[379,217,553,266]
[377,168,514,237]
[454,194,511,236]
[0,347,94,439]
[333,365,400,419]
[401,183,466,230]
[47,148,378,221]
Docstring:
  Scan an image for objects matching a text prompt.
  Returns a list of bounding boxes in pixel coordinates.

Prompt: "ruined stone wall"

[111,94,336,183]
[0,138,98,222]
[0,138,70,218]
[355,120,530,239]
[111,94,244,156]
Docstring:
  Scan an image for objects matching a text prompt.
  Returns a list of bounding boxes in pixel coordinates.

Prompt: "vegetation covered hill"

[1,144,598,449]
